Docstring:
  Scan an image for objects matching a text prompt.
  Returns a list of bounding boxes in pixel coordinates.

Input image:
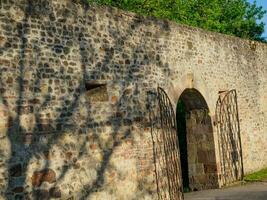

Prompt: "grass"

[244,167,267,182]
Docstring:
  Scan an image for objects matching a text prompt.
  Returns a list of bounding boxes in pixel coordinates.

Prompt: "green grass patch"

[244,168,267,182]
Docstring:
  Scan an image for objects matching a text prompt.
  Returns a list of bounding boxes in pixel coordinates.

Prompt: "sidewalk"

[184,182,267,200]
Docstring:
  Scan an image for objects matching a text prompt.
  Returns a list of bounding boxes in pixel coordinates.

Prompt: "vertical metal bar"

[158,87,173,199]
[234,90,244,180]
[216,90,243,186]
[152,87,184,200]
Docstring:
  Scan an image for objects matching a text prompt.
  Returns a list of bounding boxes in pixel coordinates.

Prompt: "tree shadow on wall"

[0,0,171,199]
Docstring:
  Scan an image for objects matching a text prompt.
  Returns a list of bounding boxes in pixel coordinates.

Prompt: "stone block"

[31,169,56,187]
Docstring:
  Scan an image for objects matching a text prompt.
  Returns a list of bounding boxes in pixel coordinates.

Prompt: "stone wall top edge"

[6,0,267,50]
[91,4,267,48]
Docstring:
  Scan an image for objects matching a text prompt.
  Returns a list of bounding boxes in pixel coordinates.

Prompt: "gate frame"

[149,87,184,200]
[215,89,244,187]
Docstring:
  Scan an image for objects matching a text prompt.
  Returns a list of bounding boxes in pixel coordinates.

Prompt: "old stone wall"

[0,0,266,199]
[186,109,218,191]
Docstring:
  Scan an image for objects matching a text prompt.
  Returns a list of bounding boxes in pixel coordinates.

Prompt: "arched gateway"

[150,87,243,200]
[149,87,218,200]
[177,89,218,191]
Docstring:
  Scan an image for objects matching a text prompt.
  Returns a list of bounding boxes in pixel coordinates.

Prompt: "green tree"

[87,0,266,42]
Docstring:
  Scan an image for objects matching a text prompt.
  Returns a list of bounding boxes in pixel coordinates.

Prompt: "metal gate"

[215,90,244,186]
[149,87,183,200]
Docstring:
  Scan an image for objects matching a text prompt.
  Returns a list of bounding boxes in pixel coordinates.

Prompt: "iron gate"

[215,90,244,186]
[149,87,183,200]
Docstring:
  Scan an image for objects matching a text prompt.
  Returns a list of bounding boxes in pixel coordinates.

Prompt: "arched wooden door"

[215,90,244,186]
[149,87,183,200]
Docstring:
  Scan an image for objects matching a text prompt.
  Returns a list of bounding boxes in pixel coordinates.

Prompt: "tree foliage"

[87,0,266,42]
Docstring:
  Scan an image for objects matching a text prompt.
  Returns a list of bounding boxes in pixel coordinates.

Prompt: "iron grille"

[215,89,244,186]
[149,87,183,200]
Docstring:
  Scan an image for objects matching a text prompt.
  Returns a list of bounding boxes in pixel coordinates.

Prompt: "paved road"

[184,182,267,200]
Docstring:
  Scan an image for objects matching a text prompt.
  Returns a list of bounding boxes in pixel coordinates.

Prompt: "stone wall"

[186,109,218,191]
[0,0,266,199]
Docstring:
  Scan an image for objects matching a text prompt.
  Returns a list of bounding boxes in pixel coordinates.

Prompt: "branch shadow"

[0,0,172,199]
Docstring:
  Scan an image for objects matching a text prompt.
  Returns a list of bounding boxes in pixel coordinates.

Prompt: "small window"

[85,82,108,102]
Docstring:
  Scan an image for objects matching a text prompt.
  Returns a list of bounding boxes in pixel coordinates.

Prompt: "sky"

[248,0,267,38]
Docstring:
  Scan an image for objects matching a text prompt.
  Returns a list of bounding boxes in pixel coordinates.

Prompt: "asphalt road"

[184,182,267,200]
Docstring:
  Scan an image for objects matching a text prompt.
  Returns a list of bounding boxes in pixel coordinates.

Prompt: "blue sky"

[248,0,267,38]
